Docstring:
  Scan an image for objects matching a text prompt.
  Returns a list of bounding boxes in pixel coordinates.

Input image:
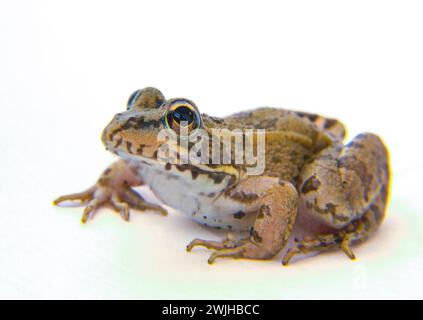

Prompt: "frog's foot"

[281,203,384,265]
[54,160,167,223]
[187,238,268,264]
[54,182,167,223]
[186,236,249,252]
[281,233,353,266]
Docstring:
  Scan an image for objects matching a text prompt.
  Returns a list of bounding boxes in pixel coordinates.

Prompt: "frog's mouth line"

[118,149,239,185]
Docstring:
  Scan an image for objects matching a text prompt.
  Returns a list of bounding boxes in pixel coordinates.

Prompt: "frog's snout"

[101,125,110,150]
[101,113,123,152]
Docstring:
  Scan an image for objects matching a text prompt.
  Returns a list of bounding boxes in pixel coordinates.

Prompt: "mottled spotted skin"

[54,87,390,265]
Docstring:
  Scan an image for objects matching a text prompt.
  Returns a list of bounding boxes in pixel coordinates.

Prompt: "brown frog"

[54,87,390,265]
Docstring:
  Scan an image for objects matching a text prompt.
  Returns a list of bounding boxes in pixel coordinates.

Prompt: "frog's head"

[102,87,203,163]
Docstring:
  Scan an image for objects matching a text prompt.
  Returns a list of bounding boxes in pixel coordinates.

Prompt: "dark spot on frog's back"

[296,111,318,122]
[301,176,321,194]
[307,114,318,122]
[165,163,171,171]
[209,116,224,124]
[324,119,338,129]
[233,211,246,219]
[258,118,277,128]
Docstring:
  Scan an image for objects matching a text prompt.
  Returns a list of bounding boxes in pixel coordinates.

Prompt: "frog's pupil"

[173,106,195,126]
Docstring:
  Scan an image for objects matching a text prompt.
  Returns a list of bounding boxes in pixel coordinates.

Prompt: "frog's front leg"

[53,159,167,223]
[187,177,298,264]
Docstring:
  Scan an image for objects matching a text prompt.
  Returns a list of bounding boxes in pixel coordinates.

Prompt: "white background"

[1,0,422,299]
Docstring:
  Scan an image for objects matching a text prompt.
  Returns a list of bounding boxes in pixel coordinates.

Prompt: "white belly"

[133,161,258,231]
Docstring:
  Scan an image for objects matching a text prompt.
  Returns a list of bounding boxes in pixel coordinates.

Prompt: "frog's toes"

[80,192,132,223]
[281,233,356,265]
[54,183,167,223]
[81,198,101,223]
[97,186,167,222]
[119,185,167,216]
[339,236,357,260]
[207,244,251,264]
[53,187,96,206]
[187,239,263,264]
[110,194,130,221]
[186,238,242,252]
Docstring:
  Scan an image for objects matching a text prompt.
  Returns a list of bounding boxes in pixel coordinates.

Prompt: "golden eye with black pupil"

[164,102,202,135]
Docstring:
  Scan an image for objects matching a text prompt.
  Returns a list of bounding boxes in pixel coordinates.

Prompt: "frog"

[54,87,390,265]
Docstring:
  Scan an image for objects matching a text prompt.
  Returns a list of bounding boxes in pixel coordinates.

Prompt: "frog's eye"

[164,101,202,135]
[127,89,142,109]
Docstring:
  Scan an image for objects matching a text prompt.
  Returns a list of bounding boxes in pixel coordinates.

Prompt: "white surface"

[1,0,423,299]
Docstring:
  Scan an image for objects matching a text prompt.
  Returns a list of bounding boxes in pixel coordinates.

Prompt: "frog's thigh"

[298,132,389,229]
[193,177,298,263]
[286,133,390,264]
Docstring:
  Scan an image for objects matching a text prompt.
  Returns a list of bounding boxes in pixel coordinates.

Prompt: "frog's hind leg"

[283,189,387,265]
[286,132,390,265]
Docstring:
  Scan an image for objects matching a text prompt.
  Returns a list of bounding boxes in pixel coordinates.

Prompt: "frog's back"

[231,108,318,182]
[225,107,344,137]
[204,107,345,184]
